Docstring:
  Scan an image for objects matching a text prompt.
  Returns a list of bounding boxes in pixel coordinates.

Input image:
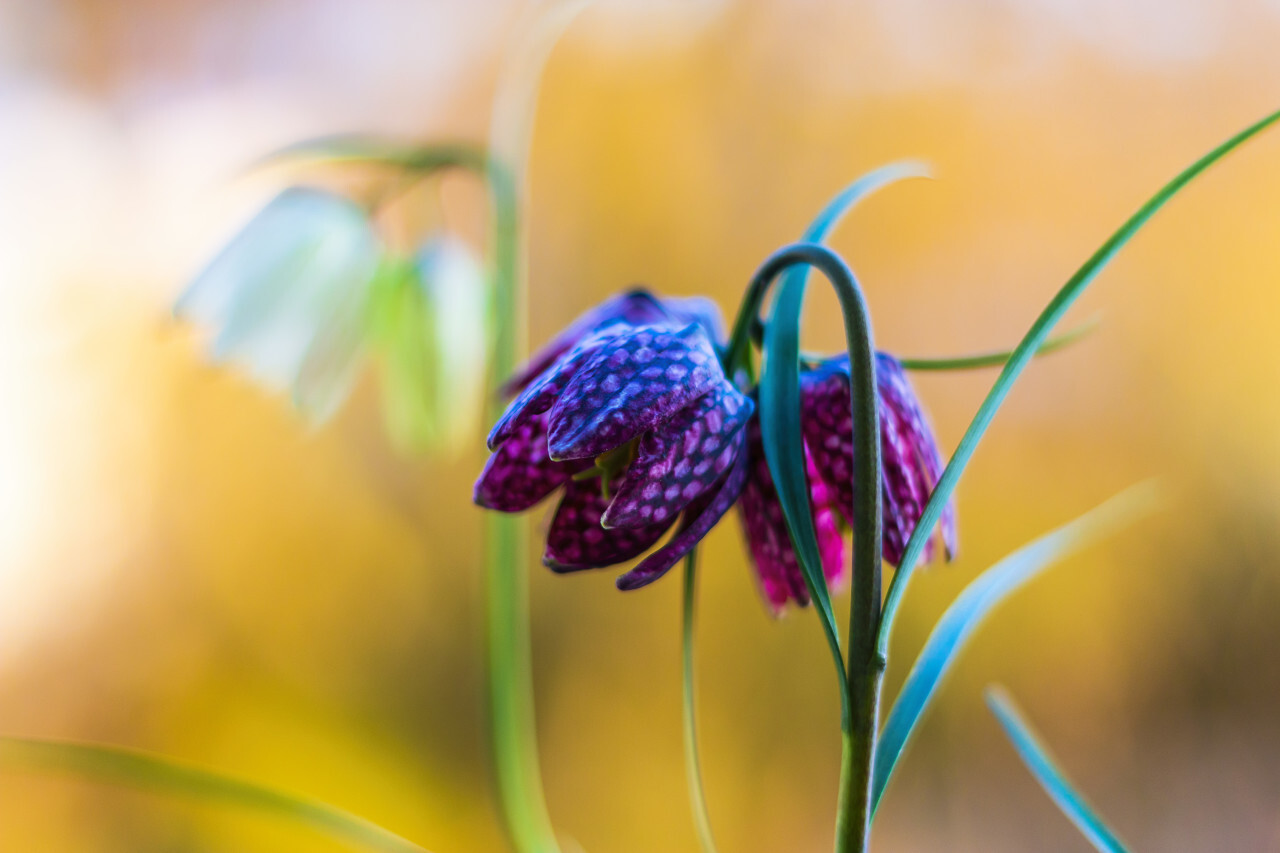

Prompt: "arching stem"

[748,243,883,853]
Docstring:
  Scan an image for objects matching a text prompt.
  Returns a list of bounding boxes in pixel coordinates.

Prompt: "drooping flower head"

[736,352,957,612]
[176,187,381,421]
[475,291,752,589]
[176,186,489,453]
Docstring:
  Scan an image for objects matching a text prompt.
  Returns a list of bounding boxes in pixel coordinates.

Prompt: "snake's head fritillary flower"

[176,186,380,422]
[475,299,752,589]
[502,289,726,394]
[368,234,490,453]
[737,352,956,612]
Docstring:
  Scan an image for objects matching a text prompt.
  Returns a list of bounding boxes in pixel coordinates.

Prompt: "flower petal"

[664,295,726,345]
[178,187,379,405]
[602,383,753,529]
[543,477,675,571]
[487,326,619,450]
[502,290,673,395]
[615,428,750,591]
[736,419,844,613]
[474,413,591,512]
[546,323,723,460]
[877,353,959,560]
[801,355,954,567]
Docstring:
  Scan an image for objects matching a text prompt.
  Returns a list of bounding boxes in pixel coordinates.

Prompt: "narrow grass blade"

[877,105,1280,658]
[752,163,931,696]
[985,687,1130,853]
[897,317,1099,371]
[723,161,929,374]
[871,483,1159,815]
[0,736,428,853]
[681,548,719,853]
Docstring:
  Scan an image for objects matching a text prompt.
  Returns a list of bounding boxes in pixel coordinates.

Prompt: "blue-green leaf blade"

[0,736,428,853]
[877,105,1280,656]
[756,162,932,695]
[871,483,1159,815]
[985,686,1130,853]
[801,161,932,244]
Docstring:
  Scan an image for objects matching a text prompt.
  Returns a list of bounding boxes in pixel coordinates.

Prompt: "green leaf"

[985,687,1130,853]
[754,163,930,697]
[897,316,1099,371]
[0,736,428,853]
[871,483,1159,816]
[877,105,1280,658]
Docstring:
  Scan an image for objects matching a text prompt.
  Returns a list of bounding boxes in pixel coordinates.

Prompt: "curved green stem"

[749,243,883,853]
[681,548,719,853]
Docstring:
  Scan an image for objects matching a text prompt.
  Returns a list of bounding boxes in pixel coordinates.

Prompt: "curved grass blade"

[877,105,1280,659]
[871,483,1159,816]
[897,316,1099,371]
[484,4,594,853]
[723,162,930,372]
[0,736,428,853]
[681,548,719,853]
[752,163,932,699]
[985,687,1129,852]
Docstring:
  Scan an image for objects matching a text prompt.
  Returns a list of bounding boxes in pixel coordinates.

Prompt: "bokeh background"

[3,0,1280,850]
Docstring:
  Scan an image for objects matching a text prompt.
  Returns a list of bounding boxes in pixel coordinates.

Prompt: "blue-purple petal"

[502,290,674,395]
[615,428,750,590]
[487,326,620,450]
[545,324,723,460]
[602,383,753,529]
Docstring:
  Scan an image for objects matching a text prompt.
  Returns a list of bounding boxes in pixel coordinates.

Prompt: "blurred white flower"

[370,235,490,454]
[175,186,380,422]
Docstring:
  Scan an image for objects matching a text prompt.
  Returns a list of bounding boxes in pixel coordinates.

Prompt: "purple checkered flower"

[736,352,957,612]
[475,293,751,590]
[502,289,725,394]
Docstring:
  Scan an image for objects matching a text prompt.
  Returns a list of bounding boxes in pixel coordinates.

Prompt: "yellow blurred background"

[3,0,1280,850]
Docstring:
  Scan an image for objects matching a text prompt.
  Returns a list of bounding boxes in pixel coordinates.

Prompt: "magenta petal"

[877,394,932,566]
[877,353,958,560]
[602,384,753,529]
[474,413,591,512]
[801,354,955,567]
[543,478,674,571]
[615,429,750,591]
[734,419,845,613]
[546,324,723,461]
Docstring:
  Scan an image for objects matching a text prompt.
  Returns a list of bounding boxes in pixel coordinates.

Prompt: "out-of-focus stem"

[484,4,591,852]
[681,548,719,853]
